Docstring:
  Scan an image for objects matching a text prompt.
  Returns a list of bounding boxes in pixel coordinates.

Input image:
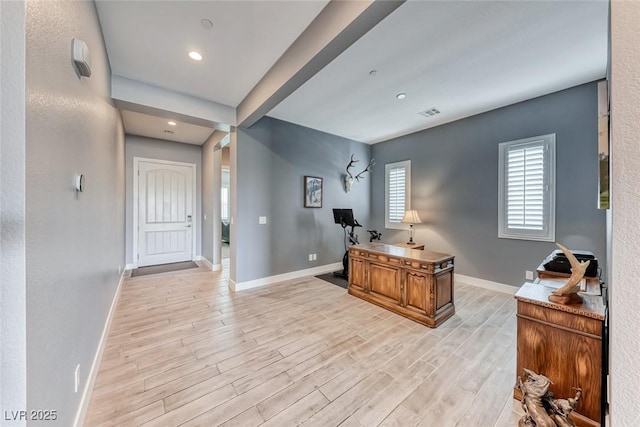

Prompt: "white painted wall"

[609,1,640,423]
[1,1,27,424]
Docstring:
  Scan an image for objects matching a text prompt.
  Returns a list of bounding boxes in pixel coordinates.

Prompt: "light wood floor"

[85,261,524,426]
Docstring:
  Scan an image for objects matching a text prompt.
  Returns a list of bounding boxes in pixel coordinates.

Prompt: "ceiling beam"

[236,0,405,128]
[112,75,235,129]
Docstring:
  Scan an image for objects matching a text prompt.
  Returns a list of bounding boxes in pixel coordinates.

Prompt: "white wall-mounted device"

[74,174,85,192]
[72,38,91,78]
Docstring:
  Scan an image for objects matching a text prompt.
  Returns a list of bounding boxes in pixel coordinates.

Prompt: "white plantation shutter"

[499,134,555,241]
[385,161,411,229]
[388,167,406,222]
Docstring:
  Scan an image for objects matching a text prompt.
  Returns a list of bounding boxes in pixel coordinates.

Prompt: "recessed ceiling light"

[396,93,407,100]
[168,121,177,126]
[188,51,203,61]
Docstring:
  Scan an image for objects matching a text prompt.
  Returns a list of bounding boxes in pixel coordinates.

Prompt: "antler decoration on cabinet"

[344,154,375,193]
[548,243,591,305]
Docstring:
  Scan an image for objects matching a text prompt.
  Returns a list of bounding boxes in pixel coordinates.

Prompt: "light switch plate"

[259,216,267,224]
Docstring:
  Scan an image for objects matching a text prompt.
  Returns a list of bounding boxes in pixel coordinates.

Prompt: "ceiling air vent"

[163,129,175,134]
[418,108,440,118]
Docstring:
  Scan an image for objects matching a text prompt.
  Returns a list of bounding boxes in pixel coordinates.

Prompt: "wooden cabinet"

[369,261,402,304]
[348,243,455,328]
[514,283,606,427]
[349,256,367,293]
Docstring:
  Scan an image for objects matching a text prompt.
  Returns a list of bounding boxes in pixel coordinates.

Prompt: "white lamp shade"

[401,209,422,224]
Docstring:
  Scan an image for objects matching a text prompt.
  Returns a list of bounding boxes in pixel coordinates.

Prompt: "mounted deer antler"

[343,155,375,192]
[354,158,376,182]
[345,154,359,180]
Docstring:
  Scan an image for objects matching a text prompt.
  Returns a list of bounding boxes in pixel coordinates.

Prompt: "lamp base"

[406,224,415,246]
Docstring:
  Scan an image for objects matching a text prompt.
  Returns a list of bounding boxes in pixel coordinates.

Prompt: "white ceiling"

[96,0,608,145]
[268,0,609,143]
[95,0,329,108]
[120,110,214,145]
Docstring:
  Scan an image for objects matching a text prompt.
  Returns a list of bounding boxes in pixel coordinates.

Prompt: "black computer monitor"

[332,209,357,227]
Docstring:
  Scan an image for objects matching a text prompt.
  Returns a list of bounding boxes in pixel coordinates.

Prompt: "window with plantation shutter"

[498,134,556,241]
[385,160,411,229]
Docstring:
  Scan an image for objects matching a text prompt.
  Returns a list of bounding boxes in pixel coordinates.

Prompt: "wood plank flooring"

[84,261,524,426]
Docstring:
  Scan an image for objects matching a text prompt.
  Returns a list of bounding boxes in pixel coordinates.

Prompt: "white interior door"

[137,160,194,267]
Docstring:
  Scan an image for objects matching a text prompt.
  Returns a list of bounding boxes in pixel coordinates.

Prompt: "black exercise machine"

[332,209,381,279]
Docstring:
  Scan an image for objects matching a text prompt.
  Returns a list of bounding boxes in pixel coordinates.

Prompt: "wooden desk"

[348,243,455,327]
[514,283,605,427]
[390,242,425,250]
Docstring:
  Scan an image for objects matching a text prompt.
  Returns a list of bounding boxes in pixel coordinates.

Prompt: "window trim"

[385,160,411,230]
[498,133,556,242]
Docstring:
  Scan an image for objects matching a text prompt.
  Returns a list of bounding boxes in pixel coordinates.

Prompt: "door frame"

[133,157,197,268]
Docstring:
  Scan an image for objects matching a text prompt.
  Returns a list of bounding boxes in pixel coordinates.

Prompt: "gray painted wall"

[125,135,202,265]
[25,1,125,425]
[1,0,27,421]
[235,117,371,283]
[371,82,606,286]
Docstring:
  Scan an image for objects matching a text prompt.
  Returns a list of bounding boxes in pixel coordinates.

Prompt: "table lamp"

[401,209,422,245]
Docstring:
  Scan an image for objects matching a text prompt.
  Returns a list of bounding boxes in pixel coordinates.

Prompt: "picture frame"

[304,176,323,208]
[597,80,610,209]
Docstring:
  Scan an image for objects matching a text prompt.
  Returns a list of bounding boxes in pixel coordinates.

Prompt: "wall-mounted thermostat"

[75,174,85,192]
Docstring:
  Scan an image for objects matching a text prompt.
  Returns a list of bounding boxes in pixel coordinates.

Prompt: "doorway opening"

[221,147,231,260]
[133,157,197,268]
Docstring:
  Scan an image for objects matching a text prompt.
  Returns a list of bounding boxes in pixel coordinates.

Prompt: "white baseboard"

[199,257,213,270]
[230,262,343,292]
[455,273,518,295]
[125,263,134,270]
[195,257,221,271]
[73,270,125,427]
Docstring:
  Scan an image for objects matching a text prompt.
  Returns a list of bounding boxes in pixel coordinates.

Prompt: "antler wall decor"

[344,154,375,192]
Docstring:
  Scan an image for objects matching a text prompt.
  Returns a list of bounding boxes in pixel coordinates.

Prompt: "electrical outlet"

[74,365,80,393]
[259,216,267,224]
[308,254,313,261]
[525,270,534,281]
[312,254,317,260]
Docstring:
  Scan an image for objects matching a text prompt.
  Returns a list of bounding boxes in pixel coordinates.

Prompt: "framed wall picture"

[304,176,323,208]
[597,80,610,209]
